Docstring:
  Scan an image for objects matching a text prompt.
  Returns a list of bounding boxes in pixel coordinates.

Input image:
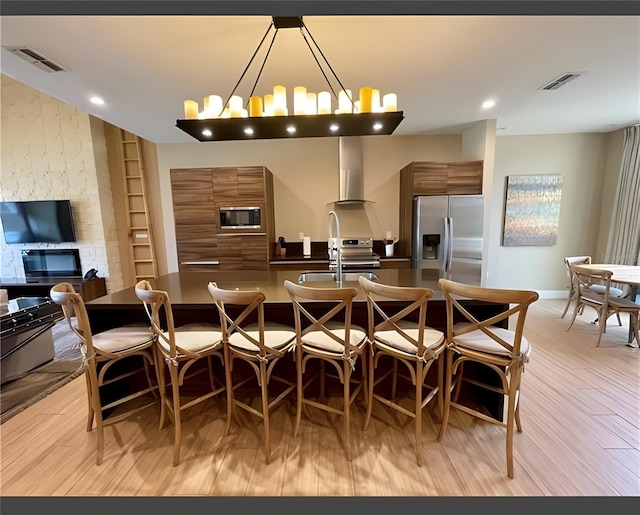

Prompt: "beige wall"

[490,133,612,295]
[0,75,122,292]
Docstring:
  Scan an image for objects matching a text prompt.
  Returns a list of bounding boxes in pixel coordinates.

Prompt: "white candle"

[229,95,243,118]
[318,91,331,114]
[273,85,287,116]
[207,95,223,118]
[183,100,199,119]
[383,93,397,112]
[372,89,381,112]
[306,92,317,115]
[263,94,274,116]
[338,89,353,113]
[294,86,307,115]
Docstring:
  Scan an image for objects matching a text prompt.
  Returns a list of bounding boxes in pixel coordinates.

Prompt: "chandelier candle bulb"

[207,95,223,117]
[263,94,274,116]
[294,86,308,115]
[372,89,381,112]
[318,91,331,114]
[273,85,287,115]
[229,95,244,118]
[383,93,398,112]
[306,92,317,115]
[184,100,199,119]
[338,89,353,113]
[249,96,263,117]
[359,87,373,113]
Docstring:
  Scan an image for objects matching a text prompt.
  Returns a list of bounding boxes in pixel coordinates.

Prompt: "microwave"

[219,206,262,229]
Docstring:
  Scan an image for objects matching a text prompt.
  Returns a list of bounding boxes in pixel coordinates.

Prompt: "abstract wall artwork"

[502,174,563,246]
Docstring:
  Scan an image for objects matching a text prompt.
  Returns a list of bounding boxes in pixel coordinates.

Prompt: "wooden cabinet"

[171,166,275,272]
[412,162,449,195]
[398,160,483,257]
[408,161,483,196]
[0,277,107,302]
[217,234,269,271]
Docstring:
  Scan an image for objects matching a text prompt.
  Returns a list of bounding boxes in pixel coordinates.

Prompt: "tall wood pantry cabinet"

[171,166,276,271]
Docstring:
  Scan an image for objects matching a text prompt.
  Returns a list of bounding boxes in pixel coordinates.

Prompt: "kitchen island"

[85,269,507,418]
[85,268,503,332]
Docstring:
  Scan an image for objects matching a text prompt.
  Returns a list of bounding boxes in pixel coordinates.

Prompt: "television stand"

[0,276,107,302]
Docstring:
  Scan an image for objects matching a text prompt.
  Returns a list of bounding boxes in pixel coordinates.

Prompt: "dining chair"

[134,280,225,466]
[437,278,539,479]
[50,282,159,465]
[567,265,640,346]
[283,279,368,461]
[359,276,446,466]
[207,281,296,464]
[562,256,624,320]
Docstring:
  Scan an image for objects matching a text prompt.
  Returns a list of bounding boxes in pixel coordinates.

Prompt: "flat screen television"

[0,200,78,244]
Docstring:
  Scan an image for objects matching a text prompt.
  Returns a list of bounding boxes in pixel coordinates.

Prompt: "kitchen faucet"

[328,210,343,286]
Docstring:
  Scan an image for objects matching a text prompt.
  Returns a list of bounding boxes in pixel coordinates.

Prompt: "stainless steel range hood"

[337,136,366,204]
[326,136,383,241]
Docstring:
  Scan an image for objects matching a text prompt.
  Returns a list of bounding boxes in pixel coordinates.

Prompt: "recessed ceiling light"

[244,127,254,135]
[329,124,339,132]
[286,126,296,134]
[202,129,212,137]
[482,100,496,109]
[90,96,105,105]
[373,122,383,131]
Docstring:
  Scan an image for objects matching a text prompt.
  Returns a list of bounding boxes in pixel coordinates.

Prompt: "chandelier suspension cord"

[245,28,279,102]
[300,22,357,113]
[220,20,275,117]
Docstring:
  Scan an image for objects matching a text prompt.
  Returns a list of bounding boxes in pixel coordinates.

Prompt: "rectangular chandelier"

[175,17,404,142]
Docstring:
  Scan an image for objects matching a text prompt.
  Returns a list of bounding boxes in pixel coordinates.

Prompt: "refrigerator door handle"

[445,217,454,272]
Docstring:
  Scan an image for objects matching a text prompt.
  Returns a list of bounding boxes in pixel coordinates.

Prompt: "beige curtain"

[606,124,640,268]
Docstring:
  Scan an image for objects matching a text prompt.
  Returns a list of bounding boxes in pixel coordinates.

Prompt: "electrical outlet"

[386,231,392,240]
[299,232,304,240]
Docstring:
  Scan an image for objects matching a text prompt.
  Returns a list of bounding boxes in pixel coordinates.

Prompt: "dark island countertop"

[87,268,444,308]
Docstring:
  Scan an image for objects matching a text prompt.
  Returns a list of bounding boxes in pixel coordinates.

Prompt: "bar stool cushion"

[228,322,296,352]
[452,322,531,359]
[92,324,154,353]
[158,322,222,353]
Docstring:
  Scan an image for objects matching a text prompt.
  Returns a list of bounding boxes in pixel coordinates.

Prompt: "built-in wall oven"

[218,206,261,229]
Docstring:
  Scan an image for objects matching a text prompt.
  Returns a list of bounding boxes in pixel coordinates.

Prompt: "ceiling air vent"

[538,72,585,90]
[3,46,68,73]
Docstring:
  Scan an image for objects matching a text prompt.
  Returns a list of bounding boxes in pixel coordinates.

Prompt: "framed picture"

[502,174,563,246]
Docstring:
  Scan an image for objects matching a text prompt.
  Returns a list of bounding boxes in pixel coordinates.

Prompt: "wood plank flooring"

[1,299,638,496]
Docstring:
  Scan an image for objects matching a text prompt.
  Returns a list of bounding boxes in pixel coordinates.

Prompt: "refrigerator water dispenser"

[422,234,440,260]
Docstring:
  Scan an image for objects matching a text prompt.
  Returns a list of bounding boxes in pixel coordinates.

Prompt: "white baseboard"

[536,290,569,299]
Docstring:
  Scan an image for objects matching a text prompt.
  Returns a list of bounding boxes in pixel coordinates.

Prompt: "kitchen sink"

[297,271,379,283]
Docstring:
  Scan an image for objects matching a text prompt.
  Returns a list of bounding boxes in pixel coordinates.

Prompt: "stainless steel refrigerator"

[412,195,484,285]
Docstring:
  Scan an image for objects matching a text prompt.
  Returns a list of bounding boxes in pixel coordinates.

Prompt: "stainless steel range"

[328,236,380,270]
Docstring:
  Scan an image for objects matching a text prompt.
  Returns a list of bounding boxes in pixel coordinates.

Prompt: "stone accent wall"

[0,75,122,293]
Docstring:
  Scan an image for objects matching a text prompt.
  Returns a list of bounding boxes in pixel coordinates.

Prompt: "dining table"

[580,263,640,344]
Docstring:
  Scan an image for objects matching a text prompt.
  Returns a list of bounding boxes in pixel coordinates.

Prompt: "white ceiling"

[1,15,639,144]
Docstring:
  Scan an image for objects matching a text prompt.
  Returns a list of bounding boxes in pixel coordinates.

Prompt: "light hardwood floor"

[1,299,638,496]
